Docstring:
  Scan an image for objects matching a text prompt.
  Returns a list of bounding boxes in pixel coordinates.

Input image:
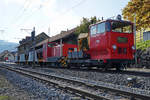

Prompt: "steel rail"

[43,67,150,77]
[0,66,110,100]
[1,64,150,100]
[16,67,150,100]
[4,63,150,77]
[7,67,150,99]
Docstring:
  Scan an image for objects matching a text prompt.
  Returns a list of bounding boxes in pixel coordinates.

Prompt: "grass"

[0,77,10,88]
[0,76,16,100]
[0,96,16,100]
[0,96,11,100]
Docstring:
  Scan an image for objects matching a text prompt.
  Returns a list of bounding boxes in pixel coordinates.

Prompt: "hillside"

[0,40,18,53]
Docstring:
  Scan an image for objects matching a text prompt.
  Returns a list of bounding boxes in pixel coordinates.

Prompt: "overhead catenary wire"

[10,0,31,25]
[6,0,88,50]
[14,0,48,28]
[59,0,88,15]
[10,0,49,42]
[17,0,87,29]
[7,0,88,42]
[12,0,87,31]
[39,0,88,32]
[6,0,46,42]
[0,0,30,42]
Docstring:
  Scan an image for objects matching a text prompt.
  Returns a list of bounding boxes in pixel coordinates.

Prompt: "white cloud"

[2,0,81,43]
[36,11,80,37]
[50,12,80,34]
[3,0,39,5]
[3,0,26,5]
[39,0,81,36]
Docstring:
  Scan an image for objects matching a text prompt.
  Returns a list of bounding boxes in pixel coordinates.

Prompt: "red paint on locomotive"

[89,19,134,62]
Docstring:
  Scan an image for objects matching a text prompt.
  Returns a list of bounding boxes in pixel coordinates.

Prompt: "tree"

[75,16,100,36]
[122,0,150,30]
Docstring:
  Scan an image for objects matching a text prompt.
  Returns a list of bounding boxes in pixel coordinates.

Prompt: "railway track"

[4,63,150,77]
[1,64,150,100]
[40,67,150,77]
[1,66,116,100]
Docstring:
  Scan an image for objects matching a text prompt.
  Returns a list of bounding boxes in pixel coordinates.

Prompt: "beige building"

[0,50,16,62]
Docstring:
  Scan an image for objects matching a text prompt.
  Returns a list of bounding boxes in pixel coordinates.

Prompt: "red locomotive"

[88,19,135,69]
[68,18,135,70]
[17,16,135,70]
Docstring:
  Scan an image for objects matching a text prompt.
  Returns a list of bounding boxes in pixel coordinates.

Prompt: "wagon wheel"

[116,64,125,71]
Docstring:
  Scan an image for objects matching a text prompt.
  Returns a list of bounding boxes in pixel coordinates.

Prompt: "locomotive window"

[111,21,132,33]
[106,22,111,32]
[90,25,96,35]
[97,23,105,34]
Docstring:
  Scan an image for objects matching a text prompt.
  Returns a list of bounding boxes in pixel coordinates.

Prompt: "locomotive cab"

[89,19,134,68]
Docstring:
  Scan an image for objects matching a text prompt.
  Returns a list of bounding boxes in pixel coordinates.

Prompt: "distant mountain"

[0,40,18,53]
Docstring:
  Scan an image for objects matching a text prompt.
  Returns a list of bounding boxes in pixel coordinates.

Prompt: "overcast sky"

[0,0,130,43]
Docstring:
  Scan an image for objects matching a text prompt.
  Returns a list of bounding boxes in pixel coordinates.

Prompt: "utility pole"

[48,26,50,36]
[60,39,63,57]
[0,30,4,33]
[134,13,137,67]
[31,27,35,67]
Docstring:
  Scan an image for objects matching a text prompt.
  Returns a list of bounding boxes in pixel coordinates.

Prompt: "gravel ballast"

[35,67,150,91]
[2,63,150,98]
[0,68,81,100]
[0,69,31,100]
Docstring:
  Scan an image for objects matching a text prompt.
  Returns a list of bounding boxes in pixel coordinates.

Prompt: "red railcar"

[42,42,57,62]
[42,42,78,64]
[68,18,135,70]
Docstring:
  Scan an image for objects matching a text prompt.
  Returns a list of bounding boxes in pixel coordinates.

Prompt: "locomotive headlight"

[132,46,135,50]
[112,45,117,50]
